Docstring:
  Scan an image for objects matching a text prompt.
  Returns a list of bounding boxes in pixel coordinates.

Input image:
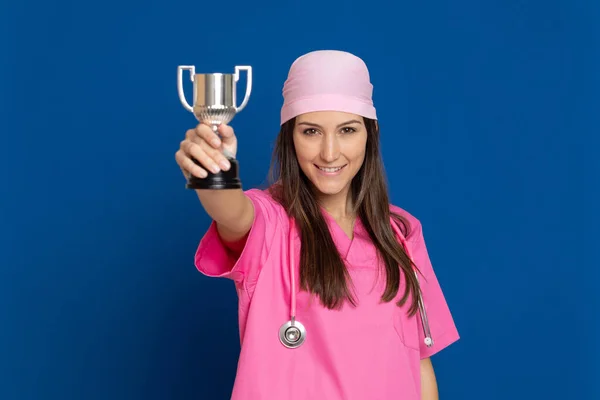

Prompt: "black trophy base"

[186,157,242,190]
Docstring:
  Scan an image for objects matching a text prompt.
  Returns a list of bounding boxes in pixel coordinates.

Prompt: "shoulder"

[244,186,282,206]
[389,203,423,243]
[244,186,288,224]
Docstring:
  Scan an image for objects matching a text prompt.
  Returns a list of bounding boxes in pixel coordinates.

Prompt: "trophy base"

[186,158,242,190]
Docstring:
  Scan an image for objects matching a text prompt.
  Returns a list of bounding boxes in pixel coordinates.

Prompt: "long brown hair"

[267,117,422,316]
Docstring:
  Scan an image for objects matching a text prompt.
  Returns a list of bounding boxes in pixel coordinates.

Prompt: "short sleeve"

[193,188,285,285]
[409,220,460,359]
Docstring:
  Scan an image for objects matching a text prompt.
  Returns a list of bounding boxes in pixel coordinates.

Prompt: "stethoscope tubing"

[279,217,434,349]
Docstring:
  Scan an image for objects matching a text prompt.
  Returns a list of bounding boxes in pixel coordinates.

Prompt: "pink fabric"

[194,188,460,399]
[280,50,378,125]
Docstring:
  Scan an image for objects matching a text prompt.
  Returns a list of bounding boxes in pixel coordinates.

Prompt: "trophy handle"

[177,65,195,113]
[234,65,252,112]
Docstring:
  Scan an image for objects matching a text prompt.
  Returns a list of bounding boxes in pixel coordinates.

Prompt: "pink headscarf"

[280,50,377,125]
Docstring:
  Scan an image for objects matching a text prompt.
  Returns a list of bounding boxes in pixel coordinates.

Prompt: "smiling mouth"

[315,164,347,173]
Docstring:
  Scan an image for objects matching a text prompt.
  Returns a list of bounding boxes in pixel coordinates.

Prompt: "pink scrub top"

[194,188,460,400]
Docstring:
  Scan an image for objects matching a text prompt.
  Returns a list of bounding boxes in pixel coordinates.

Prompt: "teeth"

[318,166,343,172]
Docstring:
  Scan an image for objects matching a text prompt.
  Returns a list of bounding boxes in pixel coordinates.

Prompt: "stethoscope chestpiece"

[279,317,306,349]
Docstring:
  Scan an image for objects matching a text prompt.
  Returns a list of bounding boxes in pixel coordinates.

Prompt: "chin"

[311,178,350,196]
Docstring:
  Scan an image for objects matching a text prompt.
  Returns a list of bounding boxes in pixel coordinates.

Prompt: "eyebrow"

[297,119,363,129]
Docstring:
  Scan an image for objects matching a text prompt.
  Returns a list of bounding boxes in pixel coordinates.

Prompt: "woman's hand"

[175,123,238,179]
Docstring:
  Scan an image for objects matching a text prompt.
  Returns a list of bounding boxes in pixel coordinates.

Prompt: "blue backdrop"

[1,0,597,399]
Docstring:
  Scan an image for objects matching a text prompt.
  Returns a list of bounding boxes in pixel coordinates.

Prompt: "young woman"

[175,50,459,400]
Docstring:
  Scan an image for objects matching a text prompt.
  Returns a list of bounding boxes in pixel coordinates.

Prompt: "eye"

[302,128,318,135]
[341,127,357,134]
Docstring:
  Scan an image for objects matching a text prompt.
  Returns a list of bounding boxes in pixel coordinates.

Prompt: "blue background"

[1,0,597,399]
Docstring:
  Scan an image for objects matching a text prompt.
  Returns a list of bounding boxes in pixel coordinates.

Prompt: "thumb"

[217,124,236,144]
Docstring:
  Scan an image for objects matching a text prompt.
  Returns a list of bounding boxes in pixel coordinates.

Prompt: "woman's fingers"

[184,138,231,173]
[177,124,235,181]
[175,148,207,178]
[194,123,222,148]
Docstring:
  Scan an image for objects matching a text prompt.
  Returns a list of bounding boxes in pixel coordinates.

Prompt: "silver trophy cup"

[177,64,252,189]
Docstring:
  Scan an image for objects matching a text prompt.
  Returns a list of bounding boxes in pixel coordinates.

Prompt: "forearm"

[196,189,254,242]
[420,357,439,400]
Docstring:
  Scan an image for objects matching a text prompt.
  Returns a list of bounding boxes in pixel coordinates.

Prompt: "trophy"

[177,64,252,189]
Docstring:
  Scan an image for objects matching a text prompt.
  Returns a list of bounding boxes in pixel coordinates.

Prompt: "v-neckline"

[320,208,361,260]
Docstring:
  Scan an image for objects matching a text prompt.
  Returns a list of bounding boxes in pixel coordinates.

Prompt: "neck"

[317,186,355,220]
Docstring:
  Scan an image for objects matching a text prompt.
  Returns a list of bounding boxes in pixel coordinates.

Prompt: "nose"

[320,133,340,163]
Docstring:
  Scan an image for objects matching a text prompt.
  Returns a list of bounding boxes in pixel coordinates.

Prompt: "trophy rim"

[193,105,237,109]
[193,72,235,77]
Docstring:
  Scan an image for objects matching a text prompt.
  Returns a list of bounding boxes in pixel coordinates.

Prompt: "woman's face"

[293,111,368,199]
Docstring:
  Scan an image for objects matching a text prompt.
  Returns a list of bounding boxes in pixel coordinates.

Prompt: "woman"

[175,50,459,400]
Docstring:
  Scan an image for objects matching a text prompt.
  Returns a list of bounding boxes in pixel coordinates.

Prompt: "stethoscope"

[279,217,434,349]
